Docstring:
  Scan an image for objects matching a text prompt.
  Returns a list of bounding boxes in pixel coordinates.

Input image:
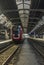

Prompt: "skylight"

[16,0,31,32]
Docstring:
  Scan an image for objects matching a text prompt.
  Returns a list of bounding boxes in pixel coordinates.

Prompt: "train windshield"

[13,30,19,37]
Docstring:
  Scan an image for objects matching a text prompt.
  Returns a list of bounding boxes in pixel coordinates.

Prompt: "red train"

[12,25,23,43]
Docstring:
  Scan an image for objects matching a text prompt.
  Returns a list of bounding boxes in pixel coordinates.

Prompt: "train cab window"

[13,30,19,37]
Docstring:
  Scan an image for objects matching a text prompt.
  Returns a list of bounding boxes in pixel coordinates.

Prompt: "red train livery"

[12,26,23,42]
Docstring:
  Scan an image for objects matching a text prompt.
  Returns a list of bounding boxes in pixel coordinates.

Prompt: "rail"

[0,39,12,53]
[29,37,44,57]
[0,45,19,65]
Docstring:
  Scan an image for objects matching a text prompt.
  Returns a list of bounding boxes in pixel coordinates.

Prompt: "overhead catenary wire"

[30,0,41,20]
[32,0,41,18]
[29,0,41,33]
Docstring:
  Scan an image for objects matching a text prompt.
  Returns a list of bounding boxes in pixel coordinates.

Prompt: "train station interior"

[0,0,44,65]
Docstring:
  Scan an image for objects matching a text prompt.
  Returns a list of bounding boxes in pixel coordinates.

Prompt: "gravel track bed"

[0,45,18,65]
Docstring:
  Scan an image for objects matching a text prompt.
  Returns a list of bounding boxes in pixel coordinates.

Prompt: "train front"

[12,25,23,43]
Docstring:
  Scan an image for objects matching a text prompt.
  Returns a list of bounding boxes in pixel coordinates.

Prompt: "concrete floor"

[15,39,39,65]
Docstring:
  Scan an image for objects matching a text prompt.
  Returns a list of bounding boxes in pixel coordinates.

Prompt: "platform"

[29,37,44,42]
[14,39,39,65]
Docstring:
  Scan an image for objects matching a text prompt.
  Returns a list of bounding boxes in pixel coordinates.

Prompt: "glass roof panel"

[20,14,24,17]
[18,4,23,9]
[20,14,28,16]
[19,10,24,14]
[24,10,29,14]
[16,0,22,4]
[16,0,31,32]
[24,0,31,4]
[24,4,30,9]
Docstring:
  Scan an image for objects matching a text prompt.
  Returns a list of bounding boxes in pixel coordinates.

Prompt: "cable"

[31,0,40,19]
[32,0,40,17]
[29,0,41,33]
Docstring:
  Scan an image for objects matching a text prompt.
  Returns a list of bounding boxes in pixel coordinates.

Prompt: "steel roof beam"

[19,13,29,15]
[17,3,30,6]
[28,22,37,24]
[12,22,21,25]
[10,17,40,20]
[10,17,28,20]
[20,17,40,20]
[29,17,40,20]
[2,9,44,13]
[10,18,20,20]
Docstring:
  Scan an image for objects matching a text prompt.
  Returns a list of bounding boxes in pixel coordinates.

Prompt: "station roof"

[0,0,21,25]
[27,0,44,33]
[0,0,44,33]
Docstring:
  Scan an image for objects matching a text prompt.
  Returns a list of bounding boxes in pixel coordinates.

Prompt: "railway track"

[28,39,44,57]
[28,39,44,65]
[0,39,12,53]
[0,44,13,54]
[8,46,21,65]
[5,44,22,65]
[32,42,44,57]
[0,44,19,65]
[30,43,44,65]
[32,39,44,47]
